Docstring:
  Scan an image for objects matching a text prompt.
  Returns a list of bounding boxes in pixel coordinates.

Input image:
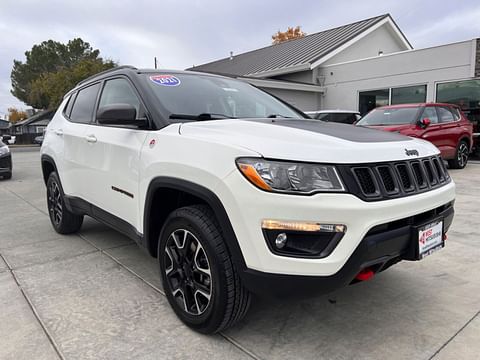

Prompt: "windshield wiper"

[266,114,293,118]
[169,113,235,121]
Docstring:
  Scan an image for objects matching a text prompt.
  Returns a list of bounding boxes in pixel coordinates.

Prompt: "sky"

[1,0,480,117]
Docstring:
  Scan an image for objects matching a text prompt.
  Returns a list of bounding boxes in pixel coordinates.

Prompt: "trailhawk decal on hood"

[247,119,413,143]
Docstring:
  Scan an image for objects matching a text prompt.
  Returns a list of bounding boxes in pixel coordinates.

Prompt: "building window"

[359,89,389,115]
[436,80,480,124]
[391,85,426,105]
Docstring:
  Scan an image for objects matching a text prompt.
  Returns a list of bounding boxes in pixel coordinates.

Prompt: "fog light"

[275,233,287,249]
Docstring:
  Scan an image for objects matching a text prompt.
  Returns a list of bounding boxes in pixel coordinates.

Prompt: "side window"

[98,78,141,116]
[70,83,101,124]
[333,113,357,124]
[421,107,439,124]
[437,107,455,123]
[317,113,330,121]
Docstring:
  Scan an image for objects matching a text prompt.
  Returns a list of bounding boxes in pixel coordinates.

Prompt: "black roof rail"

[76,65,138,87]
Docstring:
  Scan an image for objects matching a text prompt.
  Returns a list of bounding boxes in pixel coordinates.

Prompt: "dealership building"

[189,14,480,127]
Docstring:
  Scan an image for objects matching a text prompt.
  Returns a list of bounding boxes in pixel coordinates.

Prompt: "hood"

[364,124,414,132]
[179,119,439,163]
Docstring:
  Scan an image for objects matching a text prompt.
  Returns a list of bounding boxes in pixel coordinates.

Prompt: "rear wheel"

[3,172,12,180]
[448,140,469,169]
[158,205,251,334]
[47,172,83,234]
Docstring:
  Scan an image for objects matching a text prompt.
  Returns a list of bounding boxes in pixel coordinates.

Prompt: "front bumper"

[0,153,12,174]
[217,171,456,277]
[240,202,454,297]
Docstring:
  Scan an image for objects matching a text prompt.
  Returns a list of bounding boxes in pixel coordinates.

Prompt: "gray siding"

[272,70,314,84]
[323,23,407,65]
[319,40,475,110]
[262,88,320,111]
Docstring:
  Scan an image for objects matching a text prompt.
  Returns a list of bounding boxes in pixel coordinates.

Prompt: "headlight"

[236,158,345,194]
[0,146,9,156]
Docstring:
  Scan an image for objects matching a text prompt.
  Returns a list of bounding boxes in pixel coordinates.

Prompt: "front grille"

[339,155,451,201]
[395,163,413,191]
[377,166,396,192]
[353,168,377,195]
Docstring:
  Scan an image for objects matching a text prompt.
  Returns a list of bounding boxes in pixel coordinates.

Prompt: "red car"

[357,103,474,169]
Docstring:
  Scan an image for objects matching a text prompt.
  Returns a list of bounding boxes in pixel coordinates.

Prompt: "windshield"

[144,73,304,120]
[357,107,420,126]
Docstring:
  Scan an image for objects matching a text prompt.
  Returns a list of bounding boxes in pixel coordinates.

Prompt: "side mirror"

[419,118,431,128]
[97,104,147,127]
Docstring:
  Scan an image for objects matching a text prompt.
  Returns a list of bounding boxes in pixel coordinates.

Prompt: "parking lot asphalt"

[0,148,479,360]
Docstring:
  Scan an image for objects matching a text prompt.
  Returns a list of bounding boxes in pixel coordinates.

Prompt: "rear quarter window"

[63,93,76,118]
[450,107,461,121]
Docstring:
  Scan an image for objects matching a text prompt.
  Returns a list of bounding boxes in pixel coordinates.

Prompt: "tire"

[158,205,251,334]
[3,172,12,180]
[448,140,469,169]
[46,172,83,234]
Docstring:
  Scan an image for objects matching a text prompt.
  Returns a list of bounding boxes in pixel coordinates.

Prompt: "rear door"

[81,76,148,230]
[437,106,461,158]
[61,82,102,199]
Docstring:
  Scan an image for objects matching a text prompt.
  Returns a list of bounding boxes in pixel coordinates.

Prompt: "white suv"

[41,66,455,333]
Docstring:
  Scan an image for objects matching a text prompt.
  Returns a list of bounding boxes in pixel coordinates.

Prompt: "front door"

[80,77,148,231]
[419,106,445,155]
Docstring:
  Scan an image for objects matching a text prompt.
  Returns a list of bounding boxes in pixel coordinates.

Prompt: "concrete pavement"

[0,148,478,359]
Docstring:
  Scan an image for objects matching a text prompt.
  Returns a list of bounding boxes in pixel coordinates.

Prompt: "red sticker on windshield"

[150,75,181,86]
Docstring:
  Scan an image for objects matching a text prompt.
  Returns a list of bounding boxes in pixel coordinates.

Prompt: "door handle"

[54,129,63,136]
[85,134,97,143]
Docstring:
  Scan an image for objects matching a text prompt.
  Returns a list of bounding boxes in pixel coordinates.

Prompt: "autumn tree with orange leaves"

[7,107,28,124]
[272,26,306,44]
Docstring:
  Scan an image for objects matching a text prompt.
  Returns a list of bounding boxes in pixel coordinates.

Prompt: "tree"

[272,26,307,44]
[7,107,28,124]
[11,38,115,109]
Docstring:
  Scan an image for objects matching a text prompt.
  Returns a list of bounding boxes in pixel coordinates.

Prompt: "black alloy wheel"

[164,228,212,315]
[47,178,63,226]
[46,172,83,234]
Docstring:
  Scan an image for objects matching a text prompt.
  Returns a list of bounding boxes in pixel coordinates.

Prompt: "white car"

[41,66,455,333]
[305,109,361,124]
[1,135,16,145]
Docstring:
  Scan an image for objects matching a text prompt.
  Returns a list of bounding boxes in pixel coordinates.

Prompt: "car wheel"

[158,205,251,334]
[448,140,469,169]
[46,172,83,234]
[3,172,12,180]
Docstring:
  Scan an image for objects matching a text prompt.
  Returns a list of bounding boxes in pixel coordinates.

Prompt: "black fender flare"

[40,154,59,185]
[143,177,247,270]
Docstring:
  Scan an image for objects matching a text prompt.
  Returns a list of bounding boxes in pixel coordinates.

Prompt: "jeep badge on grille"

[405,149,419,156]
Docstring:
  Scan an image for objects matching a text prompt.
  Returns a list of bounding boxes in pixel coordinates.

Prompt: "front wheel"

[448,140,469,169]
[46,172,83,234]
[158,205,251,334]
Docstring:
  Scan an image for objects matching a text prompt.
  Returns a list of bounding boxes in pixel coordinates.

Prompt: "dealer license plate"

[418,219,444,259]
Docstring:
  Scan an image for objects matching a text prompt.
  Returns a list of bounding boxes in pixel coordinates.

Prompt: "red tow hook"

[355,268,375,281]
